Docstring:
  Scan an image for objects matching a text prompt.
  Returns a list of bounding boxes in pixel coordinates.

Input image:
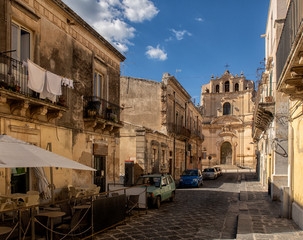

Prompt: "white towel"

[45,71,62,95]
[62,78,69,86]
[40,71,62,102]
[62,78,74,89]
[27,59,45,93]
[40,87,56,102]
[69,79,74,89]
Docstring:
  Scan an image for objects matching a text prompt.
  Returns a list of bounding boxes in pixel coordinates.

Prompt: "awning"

[0,134,95,171]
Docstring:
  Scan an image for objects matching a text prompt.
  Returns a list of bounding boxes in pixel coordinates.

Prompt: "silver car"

[202,168,218,179]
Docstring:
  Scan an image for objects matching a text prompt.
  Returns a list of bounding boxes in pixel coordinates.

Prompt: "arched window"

[215,85,219,93]
[235,83,239,92]
[223,102,231,115]
[225,81,230,92]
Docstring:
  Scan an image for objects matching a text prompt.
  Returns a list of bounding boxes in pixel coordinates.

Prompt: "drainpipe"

[288,119,294,219]
[173,91,176,180]
[185,102,187,169]
[196,116,199,168]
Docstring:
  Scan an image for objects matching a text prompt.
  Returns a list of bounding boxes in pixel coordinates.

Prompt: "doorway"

[220,142,232,164]
[94,156,106,192]
[11,168,29,193]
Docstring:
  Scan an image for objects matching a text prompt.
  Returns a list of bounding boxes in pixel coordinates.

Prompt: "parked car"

[202,168,218,179]
[179,169,203,188]
[135,174,176,209]
[214,167,222,176]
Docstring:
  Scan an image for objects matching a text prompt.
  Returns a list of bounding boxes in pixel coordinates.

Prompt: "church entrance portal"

[221,142,232,164]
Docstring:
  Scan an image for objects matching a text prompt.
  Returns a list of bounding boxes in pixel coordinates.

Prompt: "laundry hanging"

[27,59,45,93]
[62,77,74,89]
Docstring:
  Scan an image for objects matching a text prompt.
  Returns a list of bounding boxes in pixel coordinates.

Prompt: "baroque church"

[200,70,256,168]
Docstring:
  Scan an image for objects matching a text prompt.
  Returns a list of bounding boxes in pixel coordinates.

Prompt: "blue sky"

[62,0,269,103]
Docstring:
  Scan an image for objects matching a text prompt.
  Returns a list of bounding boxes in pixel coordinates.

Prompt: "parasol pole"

[50,167,54,203]
[46,142,55,203]
[5,168,10,194]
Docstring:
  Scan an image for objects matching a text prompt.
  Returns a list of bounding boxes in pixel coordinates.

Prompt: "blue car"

[179,169,203,188]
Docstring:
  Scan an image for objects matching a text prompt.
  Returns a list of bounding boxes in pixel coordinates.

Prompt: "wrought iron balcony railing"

[83,96,121,123]
[0,53,31,95]
[0,53,65,106]
[167,123,191,138]
[276,0,303,84]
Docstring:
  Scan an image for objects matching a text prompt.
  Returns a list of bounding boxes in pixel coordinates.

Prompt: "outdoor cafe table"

[0,226,12,236]
[37,211,65,240]
[0,193,28,202]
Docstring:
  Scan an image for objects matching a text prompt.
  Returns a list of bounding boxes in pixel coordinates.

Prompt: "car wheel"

[170,191,175,202]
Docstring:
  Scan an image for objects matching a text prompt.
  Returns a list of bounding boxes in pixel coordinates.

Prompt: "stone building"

[252,0,288,204]
[0,0,125,197]
[200,70,256,168]
[120,74,203,183]
[265,0,303,229]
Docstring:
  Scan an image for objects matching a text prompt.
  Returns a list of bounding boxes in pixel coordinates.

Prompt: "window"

[168,176,173,184]
[152,148,157,165]
[161,150,165,164]
[11,22,31,61]
[215,85,219,93]
[225,81,230,92]
[94,72,104,99]
[161,177,168,186]
[235,83,239,92]
[223,102,231,115]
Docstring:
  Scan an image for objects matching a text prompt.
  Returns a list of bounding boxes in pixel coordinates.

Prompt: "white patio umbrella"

[0,134,96,201]
[33,167,51,200]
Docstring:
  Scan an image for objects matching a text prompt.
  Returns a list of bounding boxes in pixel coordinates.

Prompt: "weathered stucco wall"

[292,104,303,207]
[0,0,124,195]
[120,77,162,130]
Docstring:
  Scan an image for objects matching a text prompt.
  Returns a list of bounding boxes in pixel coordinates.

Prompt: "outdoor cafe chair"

[0,199,17,221]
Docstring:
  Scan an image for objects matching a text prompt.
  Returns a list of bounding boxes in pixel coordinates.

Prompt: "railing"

[276,0,303,84]
[191,129,203,140]
[0,53,31,95]
[167,123,191,138]
[83,96,121,122]
[0,53,65,106]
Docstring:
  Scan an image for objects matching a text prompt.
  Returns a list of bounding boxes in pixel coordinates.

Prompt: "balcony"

[190,129,204,141]
[252,78,275,140]
[0,54,67,122]
[167,123,191,140]
[83,96,123,134]
[276,0,303,100]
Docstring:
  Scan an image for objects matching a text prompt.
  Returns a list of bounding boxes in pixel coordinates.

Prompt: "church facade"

[200,70,256,168]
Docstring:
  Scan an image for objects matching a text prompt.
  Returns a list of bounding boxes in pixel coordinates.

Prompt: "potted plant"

[86,101,98,117]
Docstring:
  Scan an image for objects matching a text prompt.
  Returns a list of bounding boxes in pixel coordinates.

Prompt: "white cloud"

[122,0,159,22]
[62,0,158,53]
[93,19,135,50]
[195,17,204,22]
[170,29,192,40]
[145,45,167,61]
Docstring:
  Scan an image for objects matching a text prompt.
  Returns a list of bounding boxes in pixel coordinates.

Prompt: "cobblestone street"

[93,172,303,240]
[94,172,240,239]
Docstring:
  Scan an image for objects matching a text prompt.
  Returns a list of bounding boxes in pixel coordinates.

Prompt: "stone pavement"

[237,173,303,240]
[93,172,303,240]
